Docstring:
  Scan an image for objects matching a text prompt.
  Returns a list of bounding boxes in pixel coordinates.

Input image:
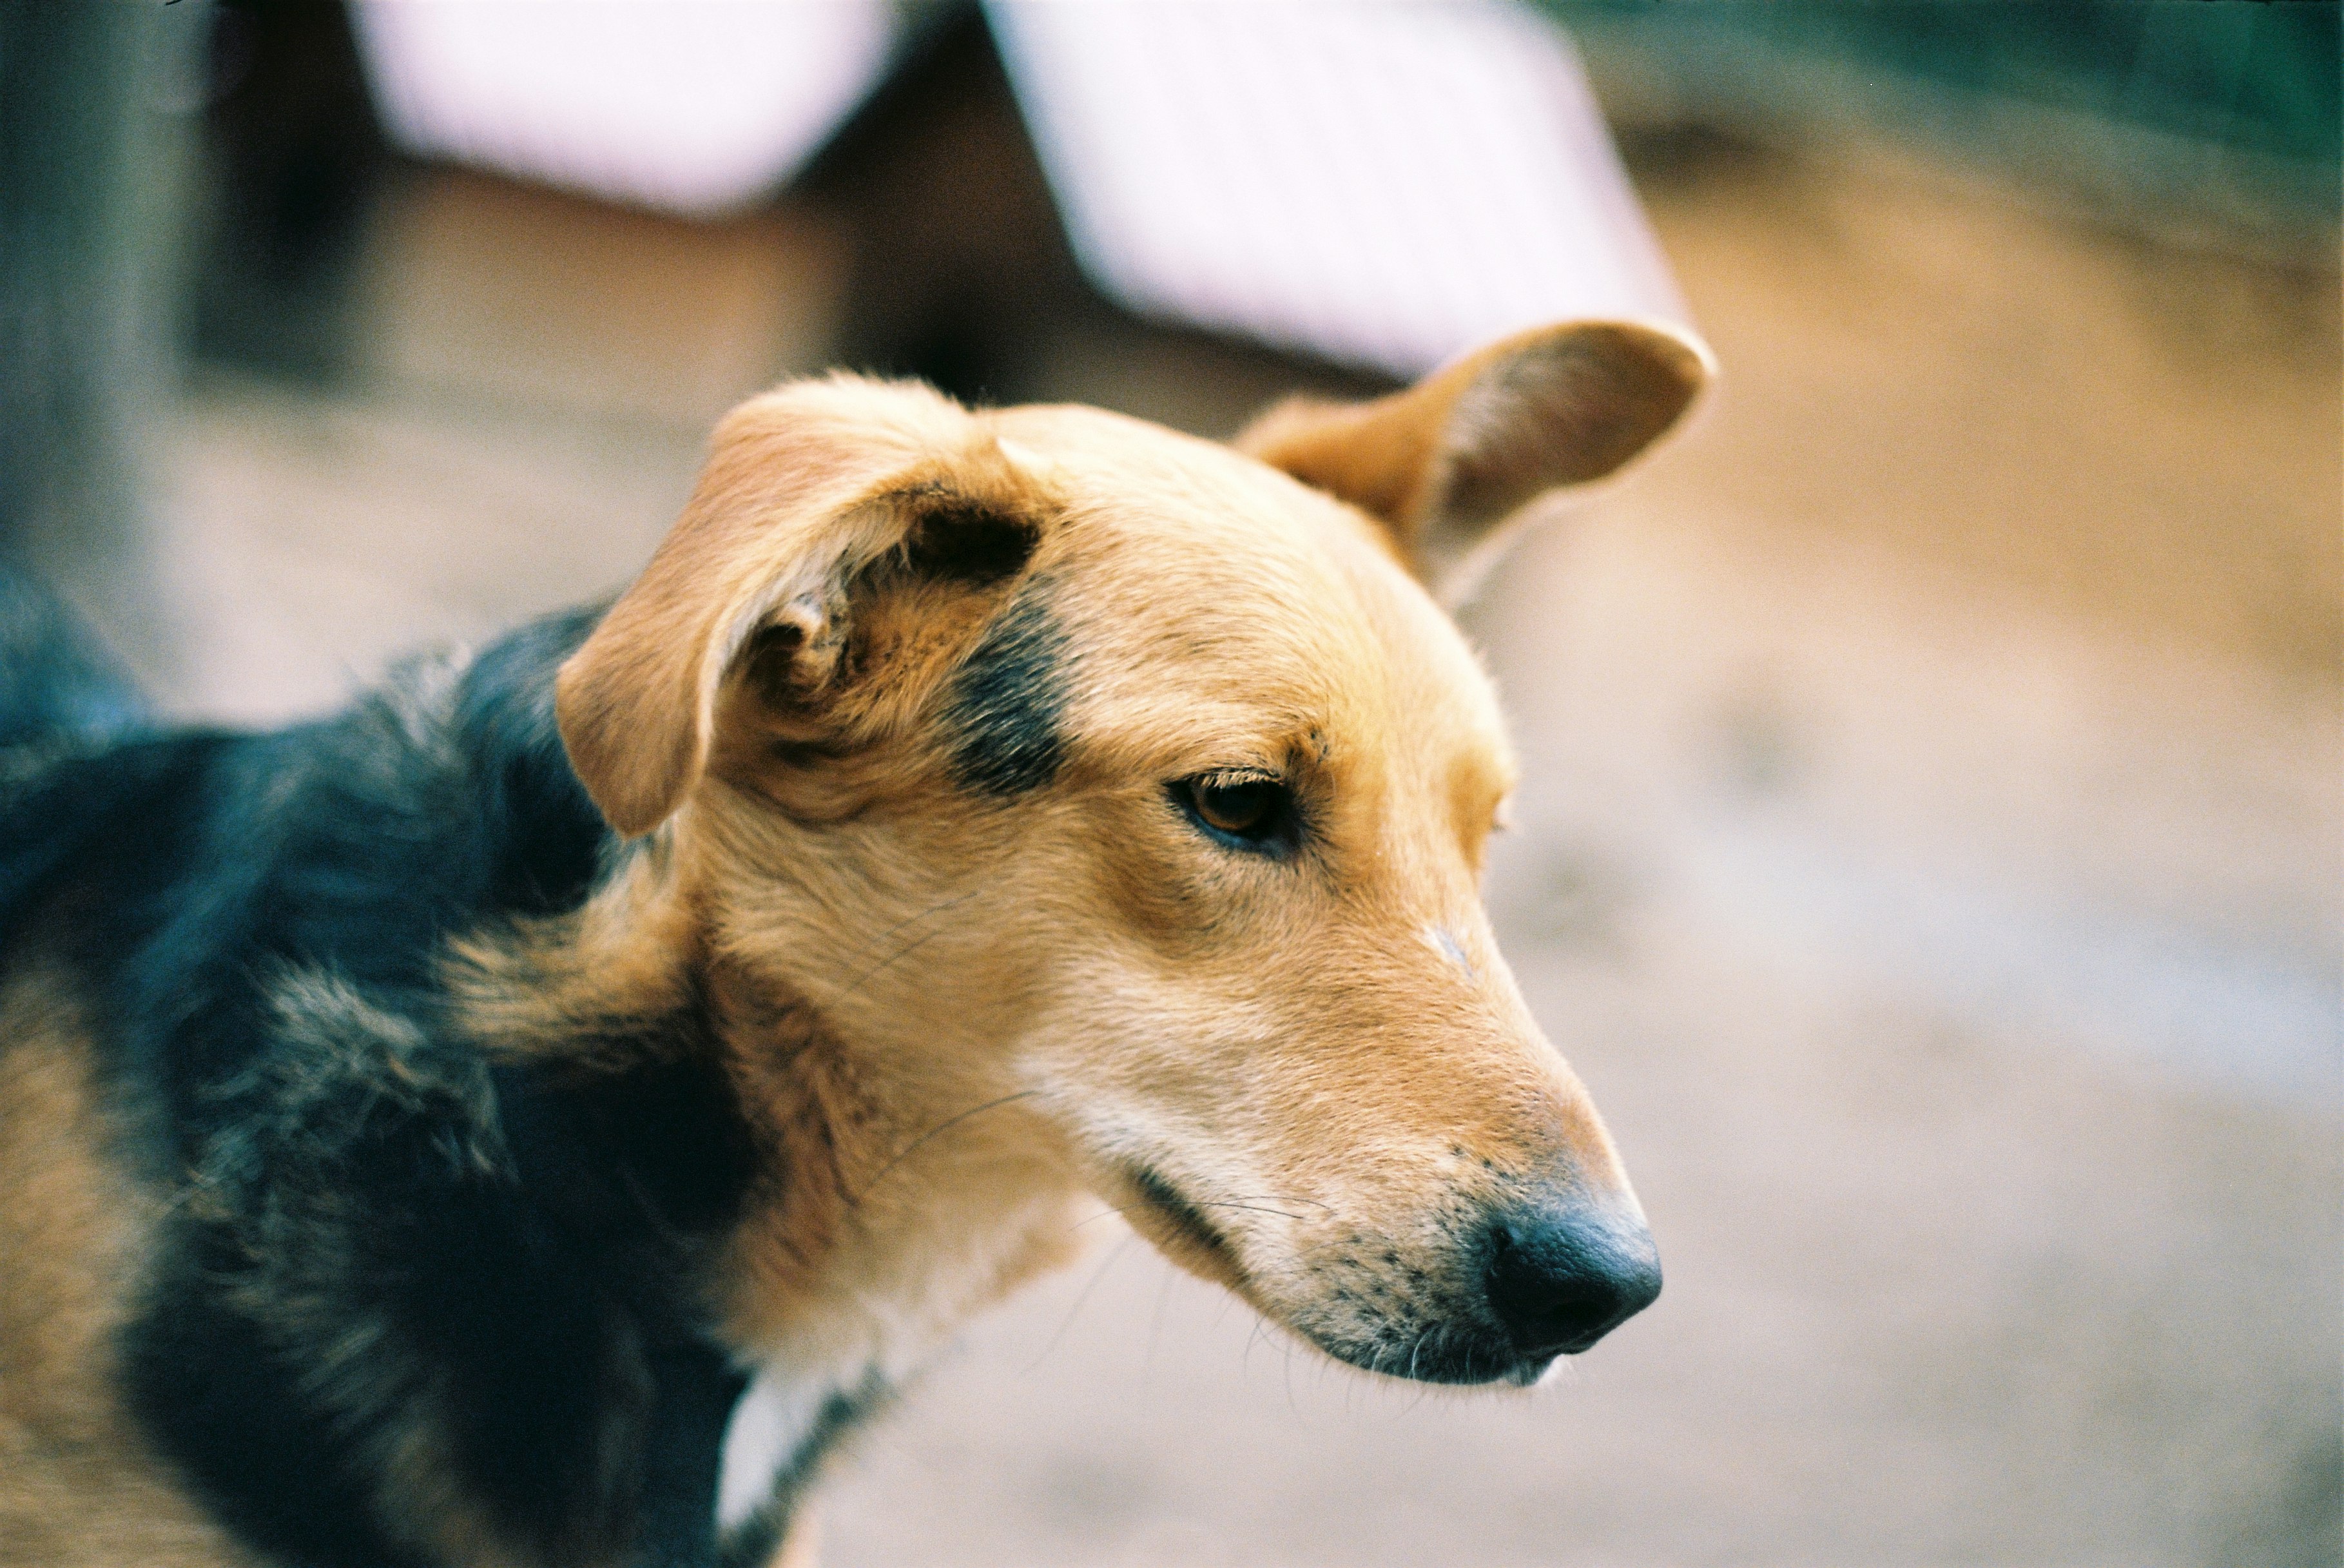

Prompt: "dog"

[0,318,1708,1568]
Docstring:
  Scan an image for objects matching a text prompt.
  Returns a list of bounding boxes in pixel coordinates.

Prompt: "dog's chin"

[1112,1161,1252,1293]
[1300,1325,1556,1388]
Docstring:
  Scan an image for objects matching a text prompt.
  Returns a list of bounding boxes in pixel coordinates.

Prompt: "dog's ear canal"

[554,382,1045,838]
[1235,320,1712,601]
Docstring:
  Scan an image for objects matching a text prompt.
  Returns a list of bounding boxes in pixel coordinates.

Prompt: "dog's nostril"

[1484,1203,1661,1357]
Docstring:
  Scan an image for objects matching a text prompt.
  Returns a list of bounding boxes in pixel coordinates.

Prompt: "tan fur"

[0,319,1701,1567]
[1238,319,1711,595]
[448,842,704,1069]
[0,969,259,1568]
[452,863,1086,1396]
[535,319,1705,1395]
[556,377,1051,837]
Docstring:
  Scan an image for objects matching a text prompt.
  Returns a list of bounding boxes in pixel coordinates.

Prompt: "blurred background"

[1,2,2336,1564]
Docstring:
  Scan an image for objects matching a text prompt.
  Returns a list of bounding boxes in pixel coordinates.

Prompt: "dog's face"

[557,322,1709,1386]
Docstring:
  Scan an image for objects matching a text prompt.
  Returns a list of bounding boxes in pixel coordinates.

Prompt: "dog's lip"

[1110,1174,1558,1387]
[1307,1326,1555,1388]
[1116,1161,1248,1285]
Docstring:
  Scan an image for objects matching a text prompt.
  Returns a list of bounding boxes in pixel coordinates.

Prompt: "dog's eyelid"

[1168,769,1303,857]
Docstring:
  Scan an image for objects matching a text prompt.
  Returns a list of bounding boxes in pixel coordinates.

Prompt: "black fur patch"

[639,1342,755,1567]
[944,584,1070,796]
[0,601,815,1567]
[128,980,757,1567]
[1128,1161,1237,1266]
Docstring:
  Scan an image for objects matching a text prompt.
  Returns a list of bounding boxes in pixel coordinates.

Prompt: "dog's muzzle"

[1290,1186,1662,1387]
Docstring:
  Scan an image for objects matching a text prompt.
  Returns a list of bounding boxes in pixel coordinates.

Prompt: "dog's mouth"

[1117,1161,1247,1286]
[1112,1163,1556,1388]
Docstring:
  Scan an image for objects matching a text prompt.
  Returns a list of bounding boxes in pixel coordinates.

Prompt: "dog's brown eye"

[1194,779,1274,835]
[1174,773,1294,851]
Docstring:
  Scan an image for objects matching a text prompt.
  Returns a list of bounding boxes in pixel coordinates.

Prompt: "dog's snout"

[1484,1200,1661,1357]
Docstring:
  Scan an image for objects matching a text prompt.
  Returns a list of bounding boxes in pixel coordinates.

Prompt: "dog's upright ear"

[557,376,1051,837]
[1237,320,1712,600]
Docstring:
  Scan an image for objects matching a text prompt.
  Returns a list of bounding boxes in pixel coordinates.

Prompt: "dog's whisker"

[1197,1201,1309,1223]
[1072,1197,1310,1231]
[831,887,982,1001]
[834,924,953,1003]
[1228,1192,1333,1213]
[854,886,980,958]
[846,1087,1043,1208]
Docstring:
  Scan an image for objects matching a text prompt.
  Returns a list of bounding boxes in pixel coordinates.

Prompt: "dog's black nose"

[1484,1199,1661,1357]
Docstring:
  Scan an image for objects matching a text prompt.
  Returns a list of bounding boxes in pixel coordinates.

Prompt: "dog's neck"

[451,834,1088,1391]
[704,951,1085,1380]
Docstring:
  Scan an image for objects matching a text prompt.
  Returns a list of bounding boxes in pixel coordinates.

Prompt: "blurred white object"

[351,0,1690,376]
[352,0,895,216]
[987,0,1689,376]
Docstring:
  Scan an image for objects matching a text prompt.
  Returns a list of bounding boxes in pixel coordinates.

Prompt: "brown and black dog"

[0,319,1707,1567]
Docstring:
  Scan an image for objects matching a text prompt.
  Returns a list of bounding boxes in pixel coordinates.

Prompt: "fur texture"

[0,319,1707,1566]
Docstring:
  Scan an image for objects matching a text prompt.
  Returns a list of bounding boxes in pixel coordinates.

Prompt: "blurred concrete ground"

[129,123,2341,1567]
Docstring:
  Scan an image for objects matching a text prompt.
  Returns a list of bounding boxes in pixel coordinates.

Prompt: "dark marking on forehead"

[944,583,1069,795]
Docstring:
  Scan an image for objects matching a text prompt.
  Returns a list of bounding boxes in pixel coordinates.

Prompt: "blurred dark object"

[1552,0,2342,262]
[184,0,387,383]
[795,4,1083,403]
[170,0,1134,406]
[793,4,1389,412]
[340,1,1688,396]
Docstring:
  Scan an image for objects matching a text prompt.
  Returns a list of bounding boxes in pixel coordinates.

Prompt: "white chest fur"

[713,1178,1090,1532]
[717,1368,838,1533]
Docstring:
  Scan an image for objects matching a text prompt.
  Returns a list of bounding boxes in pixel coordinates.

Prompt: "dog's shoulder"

[1,606,784,1566]
[123,960,755,1568]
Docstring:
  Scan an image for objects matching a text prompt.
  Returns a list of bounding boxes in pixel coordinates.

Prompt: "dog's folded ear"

[556,377,1051,837]
[1236,320,1712,601]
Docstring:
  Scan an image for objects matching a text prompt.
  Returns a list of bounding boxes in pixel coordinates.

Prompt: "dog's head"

[557,322,1709,1386]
